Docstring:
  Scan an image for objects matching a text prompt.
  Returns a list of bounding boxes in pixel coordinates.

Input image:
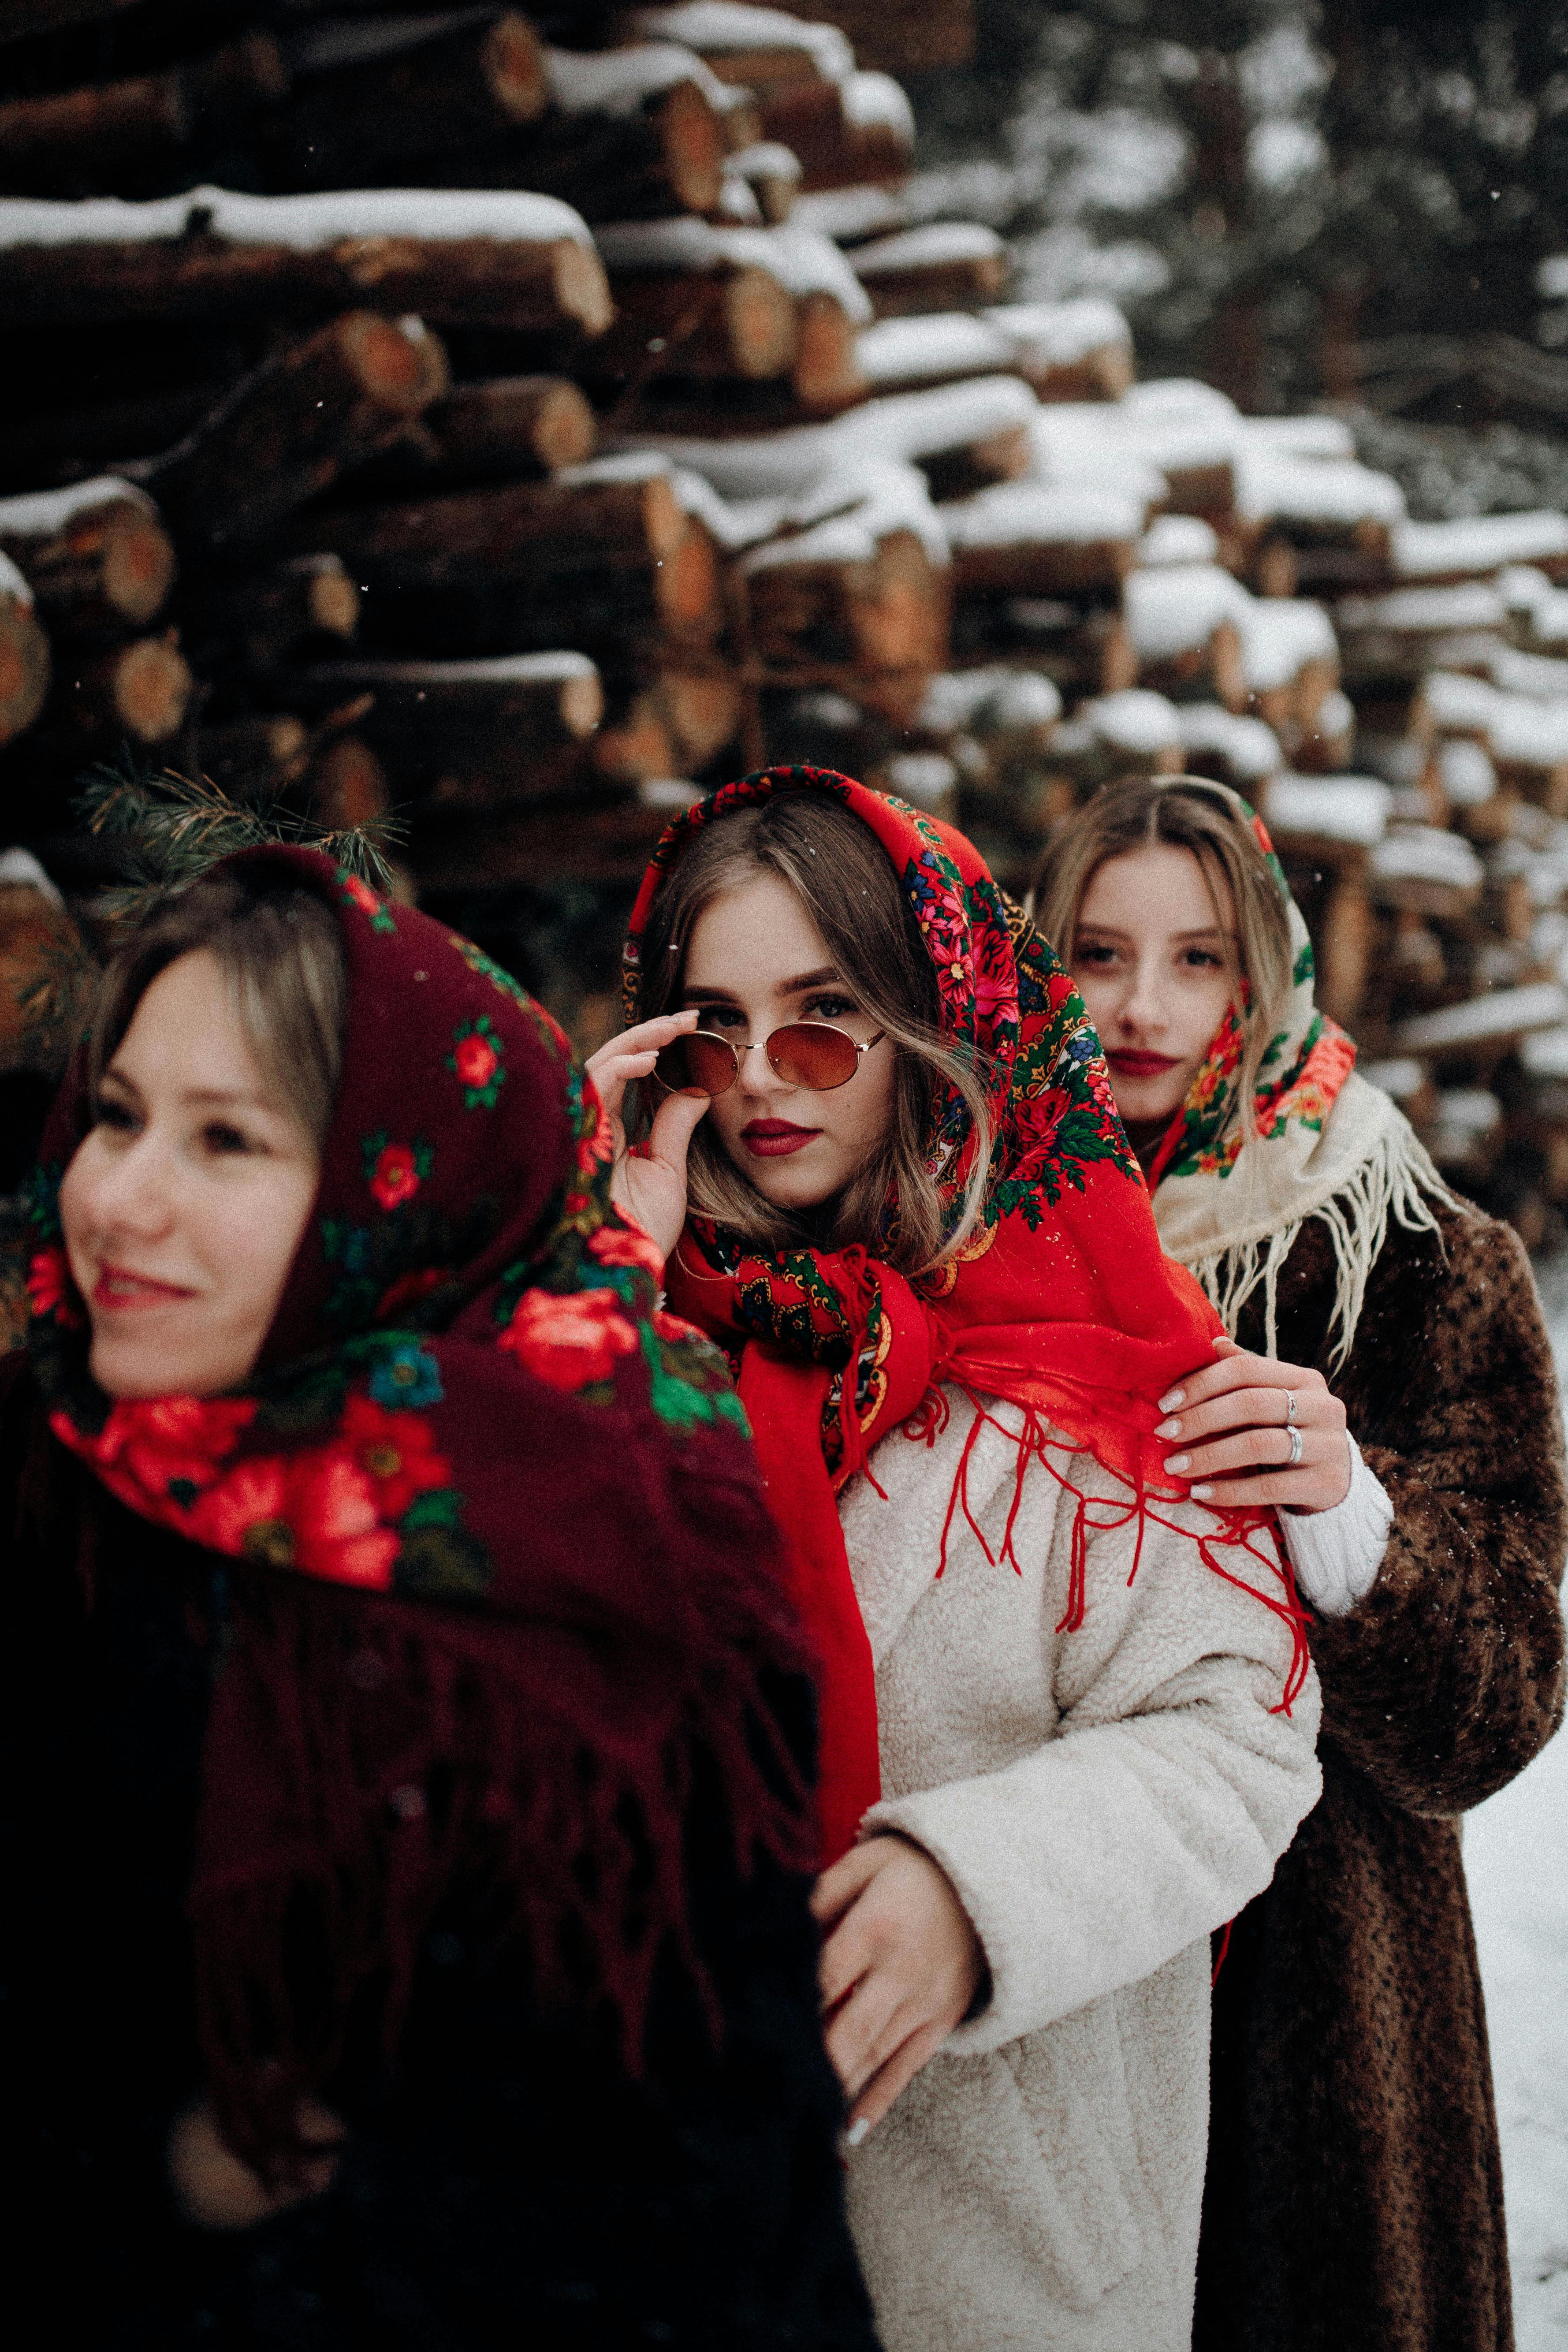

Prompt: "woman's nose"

[1116,959,1168,1036]
[735,1037,792,1100]
[91,1133,177,1235]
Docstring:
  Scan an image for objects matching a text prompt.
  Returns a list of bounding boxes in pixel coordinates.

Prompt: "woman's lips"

[1107,1050,1182,1079]
[740,1119,821,1159]
[94,1262,196,1311]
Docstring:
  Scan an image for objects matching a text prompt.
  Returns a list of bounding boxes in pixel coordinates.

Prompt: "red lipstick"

[1107,1050,1182,1079]
[740,1119,820,1159]
[94,1261,195,1311]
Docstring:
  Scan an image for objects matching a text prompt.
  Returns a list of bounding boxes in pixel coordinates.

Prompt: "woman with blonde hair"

[589,764,1322,2352]
[1034,774,1567,2352]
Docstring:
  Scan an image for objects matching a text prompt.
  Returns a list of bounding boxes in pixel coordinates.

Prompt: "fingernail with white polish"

[1191,1484,1213,1501]
[1159,1389,1183,1411]
[1156,1417,1181,1439]
[1164,1454,1190,1474]
[845,2118,872,2149]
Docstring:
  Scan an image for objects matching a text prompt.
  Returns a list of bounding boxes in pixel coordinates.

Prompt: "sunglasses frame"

[656,1018,887,1099]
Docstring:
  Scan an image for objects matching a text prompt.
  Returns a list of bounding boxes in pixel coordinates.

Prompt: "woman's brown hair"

[1028,775,1294,1149]
[630,790,994,1272]
[89,865,349,1148]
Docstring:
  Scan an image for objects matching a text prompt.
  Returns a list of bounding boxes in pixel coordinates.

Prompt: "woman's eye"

[202,1121,255,1156]
[1073,942,1118,968]
[1180,948,1224,971]
[93,1097,138,1133]
[690,1003,744,1031]
[805,994,858,1021]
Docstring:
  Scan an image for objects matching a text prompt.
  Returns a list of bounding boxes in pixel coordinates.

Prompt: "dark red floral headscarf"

[625,770,1307,1862]
[25,845,812,2168]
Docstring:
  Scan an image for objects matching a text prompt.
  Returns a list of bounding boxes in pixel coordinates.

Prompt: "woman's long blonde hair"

[631,790,994,1272]
[1029,775,1294,1150]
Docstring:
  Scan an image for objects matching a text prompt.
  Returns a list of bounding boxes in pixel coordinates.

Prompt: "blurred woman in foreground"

[1035,775,1567,2352]
[3,844,877,2349]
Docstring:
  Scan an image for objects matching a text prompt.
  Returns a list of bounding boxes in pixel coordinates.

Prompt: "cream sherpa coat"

[838,1393,1323,2352]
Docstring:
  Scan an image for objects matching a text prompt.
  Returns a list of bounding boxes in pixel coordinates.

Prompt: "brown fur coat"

[1193,1200,1568,2352]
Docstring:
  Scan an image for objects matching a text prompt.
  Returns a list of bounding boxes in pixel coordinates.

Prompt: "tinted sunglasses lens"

[655,1031,738,1096]
[768,1024,860,1090]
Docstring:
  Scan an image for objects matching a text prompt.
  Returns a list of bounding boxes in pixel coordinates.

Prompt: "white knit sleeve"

[1281,1433,1392,1617]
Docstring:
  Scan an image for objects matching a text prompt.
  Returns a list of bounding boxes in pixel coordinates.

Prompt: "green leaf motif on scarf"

[336,867,396,934]
[639,1322,750,1437]
[1293,939,1315,987]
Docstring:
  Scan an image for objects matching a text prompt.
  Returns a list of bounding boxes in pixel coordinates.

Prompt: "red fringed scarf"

[624,768,1309,1864]
[26,846,815,2171]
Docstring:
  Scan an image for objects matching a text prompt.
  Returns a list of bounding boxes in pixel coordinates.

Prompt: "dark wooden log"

[592,664,745,782]
[194,711,312,804]
[0,477,175,633]
[335,375,596,497]
[289,652,604,811]
[850,228,1009,320]
[269,11,548,186]
[774,0,976,76]
[950,596,1138,696]
[290,466,689,590]
[916,423,1032,506]
[0,561,52,745]
[409,781,700,892]
[0,190,615,336]
[0,0,141,40]
[183,552,360,672]
[0,34,288,196]
[54,629,192,745]
[303,730,390,831]
[743,523,948,726]
[593,263,797,382]
[144,311,449,548]
[760,77,912,193]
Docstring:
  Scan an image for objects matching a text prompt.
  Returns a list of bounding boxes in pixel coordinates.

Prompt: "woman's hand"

[812,1835,985,2143]
[167,2095,346,2231]
[584,1010,711,1266]
[1157,1335,1352,1512]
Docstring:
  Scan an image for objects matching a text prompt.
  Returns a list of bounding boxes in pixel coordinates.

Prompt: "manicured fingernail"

[1164,1453,1191,1474]
[845,2118,872,2149]
[1156,1417,1181,1439]
[1159,1389,1183,1411]
[1191,1483,1213,1500]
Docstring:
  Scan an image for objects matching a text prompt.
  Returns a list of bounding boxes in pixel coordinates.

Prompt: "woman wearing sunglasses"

[586,766,1322,2352]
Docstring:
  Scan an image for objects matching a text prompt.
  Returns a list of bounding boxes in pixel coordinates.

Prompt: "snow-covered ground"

[1467,1279,1568,2343]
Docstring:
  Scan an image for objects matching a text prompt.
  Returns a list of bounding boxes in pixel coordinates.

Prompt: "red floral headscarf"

[625,769,1307,1862]
[25,845,813,2168]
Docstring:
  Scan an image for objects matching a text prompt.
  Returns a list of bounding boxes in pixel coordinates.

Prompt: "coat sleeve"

[862,1476,1322,2055]
[1311,1208,1567,1818]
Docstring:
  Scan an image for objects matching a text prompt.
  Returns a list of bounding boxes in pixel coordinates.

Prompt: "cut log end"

[0,600,52,745]
[562,667,607,740]
[342,312,452,411]
[793,292,866,410]
[100,509,179,626]
[75,635,193,744]
[557,240,615,340]
[303,562,362,641]
[309,735,391,831]
[658,78,727,217]
[658,523,722,629]
[484,11,550,125]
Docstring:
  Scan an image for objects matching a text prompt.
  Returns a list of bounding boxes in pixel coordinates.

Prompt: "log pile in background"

[5,0,1568,1251]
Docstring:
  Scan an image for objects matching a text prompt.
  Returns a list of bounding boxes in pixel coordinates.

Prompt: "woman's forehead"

[1079,843,1235,933]
[685,872,832,985]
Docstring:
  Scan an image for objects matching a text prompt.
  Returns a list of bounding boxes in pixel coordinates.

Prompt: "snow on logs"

[0,476,176,635]
[0,188,614,338]
[847,224,1009,318]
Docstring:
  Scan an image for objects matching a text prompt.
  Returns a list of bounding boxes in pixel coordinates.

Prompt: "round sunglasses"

[656,1019,886,1098]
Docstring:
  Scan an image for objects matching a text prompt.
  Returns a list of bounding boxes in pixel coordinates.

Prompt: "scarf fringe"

[932,1391,1311,1715]
[1183,1120,1463,1373]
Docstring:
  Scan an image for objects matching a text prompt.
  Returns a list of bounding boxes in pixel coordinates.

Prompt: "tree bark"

[291,652,605,807]
[0,34,288,196]
[853,252,1009,320]
[0,479,176,634]
[593,265,798,382]
[0,205,613,337]
[916,423,1032,505]
[760,82,910,192]
[291,467,689,589]
[744,525,948,724]
[143,311,449,548]
[193,711,311,804]
[366,374,597,491]
[951,536,1136,600]
[409,784,696,891]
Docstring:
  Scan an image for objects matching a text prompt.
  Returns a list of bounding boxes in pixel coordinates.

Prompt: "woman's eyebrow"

[682,982,741,1003]
[781,965,840,992]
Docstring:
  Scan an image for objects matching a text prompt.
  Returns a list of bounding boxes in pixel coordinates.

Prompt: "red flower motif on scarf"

[190,1454,291,1552]
[365,1136,431,1211]
[95,1393,259,1502]
[455,1033,498,1090]
[339,1393,451,1521]
[588,1222,665,1282]
[26,1244,82,1328]
[576,1097,615,1174]
[289,1450,399,1588]
[499,1286,641,1390]
[1010,1087,1073,1184]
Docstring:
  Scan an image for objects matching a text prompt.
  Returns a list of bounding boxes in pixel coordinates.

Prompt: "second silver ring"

[1286,1424,1304,1466]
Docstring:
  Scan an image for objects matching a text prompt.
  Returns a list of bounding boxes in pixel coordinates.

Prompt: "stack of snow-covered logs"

[8,4,1568,1240]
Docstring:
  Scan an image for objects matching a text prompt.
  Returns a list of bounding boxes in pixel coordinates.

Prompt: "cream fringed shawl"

[1145,801,1463,1372]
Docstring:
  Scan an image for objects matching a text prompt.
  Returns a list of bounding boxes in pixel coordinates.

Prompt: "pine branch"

[74,755,406,921]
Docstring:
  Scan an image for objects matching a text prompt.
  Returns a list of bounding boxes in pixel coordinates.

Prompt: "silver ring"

[1285,1391,1298,1426]
[1286,1424,1304,1467]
